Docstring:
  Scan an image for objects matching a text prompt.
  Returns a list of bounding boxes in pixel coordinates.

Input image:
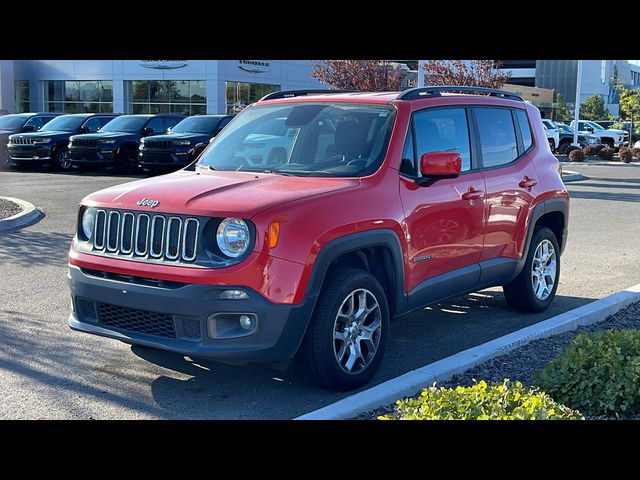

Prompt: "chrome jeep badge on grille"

[136,198,159,208]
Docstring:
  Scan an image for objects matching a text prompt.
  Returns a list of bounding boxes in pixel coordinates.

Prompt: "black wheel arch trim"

[303,229,406,319]
[517,197,568,274]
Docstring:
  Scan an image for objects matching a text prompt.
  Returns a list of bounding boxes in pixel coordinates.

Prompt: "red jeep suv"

[68,87,569,390]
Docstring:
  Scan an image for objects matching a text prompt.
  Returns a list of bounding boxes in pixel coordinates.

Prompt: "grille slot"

[89,209,199,264]
[165,217,182,260]
[182,318,202,339]
[144,140,172,149]
[106,211,120,252]
[120,212,135,254]
[97,303,176,338]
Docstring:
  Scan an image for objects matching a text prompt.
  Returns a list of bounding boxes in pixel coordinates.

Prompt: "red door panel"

[399,173,486,292]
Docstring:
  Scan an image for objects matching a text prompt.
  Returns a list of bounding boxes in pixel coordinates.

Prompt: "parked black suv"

[7,113,119,171]
[68,114,184,172]
[1,113,59,169]
[138,114,235,173]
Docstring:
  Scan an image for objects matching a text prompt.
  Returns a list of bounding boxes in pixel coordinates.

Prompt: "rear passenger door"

[474,107,543,269]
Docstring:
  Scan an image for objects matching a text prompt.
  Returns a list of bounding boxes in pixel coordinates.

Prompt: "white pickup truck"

[570,120,629,149]
[541,119,560,152]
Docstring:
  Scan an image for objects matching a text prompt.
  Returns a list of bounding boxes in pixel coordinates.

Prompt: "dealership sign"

[140,60,188,70]
[238,60,270,73]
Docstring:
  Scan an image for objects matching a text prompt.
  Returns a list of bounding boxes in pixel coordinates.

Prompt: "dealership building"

[0,60,325,115]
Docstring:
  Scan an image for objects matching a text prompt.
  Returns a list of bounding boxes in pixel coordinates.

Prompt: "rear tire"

[299,268,389,390]
[558,142,570,155]
[503,226,560,312]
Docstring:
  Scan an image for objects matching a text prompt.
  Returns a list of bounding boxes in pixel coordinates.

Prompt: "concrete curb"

[295,283,640,420]
[0,196,43,232]
[561,170,583,182]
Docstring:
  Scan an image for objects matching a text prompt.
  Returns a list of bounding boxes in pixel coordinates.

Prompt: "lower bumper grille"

[98,302,176,338]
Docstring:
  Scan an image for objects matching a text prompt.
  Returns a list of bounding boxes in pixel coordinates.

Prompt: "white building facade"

[0,60,325,115]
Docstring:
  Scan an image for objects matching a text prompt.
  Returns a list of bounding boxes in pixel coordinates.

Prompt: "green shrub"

[535,330,640,416]
[378,379,583,420]
[568,149,585,162]
[598,146,614,160]
[632,147,640,158]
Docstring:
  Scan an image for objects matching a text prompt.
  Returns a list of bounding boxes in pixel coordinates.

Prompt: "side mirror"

[417,152,462,186]
[22,125,35,132]
[141,127,154,136]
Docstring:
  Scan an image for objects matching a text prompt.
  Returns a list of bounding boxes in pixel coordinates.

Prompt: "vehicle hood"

[9,131,70,141]
[70,132,136,141]
[599,128,627,135]
[82,169,360,218]
[0,129,17,136]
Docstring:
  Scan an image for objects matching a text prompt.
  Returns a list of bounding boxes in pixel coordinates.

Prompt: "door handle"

[461,188,485,201]
[519,176,538,189]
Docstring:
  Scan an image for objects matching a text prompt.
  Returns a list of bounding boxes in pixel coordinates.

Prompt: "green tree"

[553,92,572,122]
[580,94,610,120]
[618,87,640,120]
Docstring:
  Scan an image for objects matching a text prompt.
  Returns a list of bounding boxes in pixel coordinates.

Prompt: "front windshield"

[587,121,604,130]
[0,115,27,130]
[558,124,572,133]
[197,102,396,177]
[171,116,222,134]
[39,115,86,132]
[100,116,149,133]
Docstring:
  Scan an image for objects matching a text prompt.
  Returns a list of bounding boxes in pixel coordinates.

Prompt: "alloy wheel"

[531,239,557,300]
[332,288,382,374]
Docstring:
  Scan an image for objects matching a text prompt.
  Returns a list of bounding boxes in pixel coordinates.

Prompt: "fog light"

[239,315,252,330]
[219,289,249,300]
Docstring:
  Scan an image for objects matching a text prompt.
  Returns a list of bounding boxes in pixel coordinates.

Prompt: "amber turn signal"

[268,222,280,248]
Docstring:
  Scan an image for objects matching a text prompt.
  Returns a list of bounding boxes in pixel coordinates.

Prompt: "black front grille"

[73,138,98,147]
[144,140,172,149]
[97,302,176,338]
[11,137,35,145]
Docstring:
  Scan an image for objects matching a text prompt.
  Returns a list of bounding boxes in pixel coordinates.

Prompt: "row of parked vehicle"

[540,118,630,154]
[1,112,236,174]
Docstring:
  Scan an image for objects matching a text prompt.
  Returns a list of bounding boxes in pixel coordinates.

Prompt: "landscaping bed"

[363,300,640,420]
[0,198,21,220]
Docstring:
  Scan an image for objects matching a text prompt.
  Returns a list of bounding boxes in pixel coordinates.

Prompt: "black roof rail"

[259,89,359,101]
[397,86,523,101]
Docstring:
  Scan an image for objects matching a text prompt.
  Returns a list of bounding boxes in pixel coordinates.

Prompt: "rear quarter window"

[515,110,533,151]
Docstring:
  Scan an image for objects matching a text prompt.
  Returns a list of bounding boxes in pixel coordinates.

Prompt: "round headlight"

[216,218,250,258]
[82,207,96,240]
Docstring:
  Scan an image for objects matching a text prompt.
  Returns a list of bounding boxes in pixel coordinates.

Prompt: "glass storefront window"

[127,80,207,115]
[14,80,29,113]
[44,80,113,113]
[225,81,280,114]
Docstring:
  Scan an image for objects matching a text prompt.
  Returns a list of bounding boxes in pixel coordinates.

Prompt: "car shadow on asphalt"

[566,190,640,203]
[127,289,595,419]
[0,230,73,266]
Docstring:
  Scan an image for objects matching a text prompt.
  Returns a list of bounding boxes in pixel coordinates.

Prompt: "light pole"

[572,60,583,147]
[418,60,426,88]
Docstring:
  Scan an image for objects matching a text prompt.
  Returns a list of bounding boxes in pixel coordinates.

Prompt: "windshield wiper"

[260,169,293,176]
[196,164,215,172]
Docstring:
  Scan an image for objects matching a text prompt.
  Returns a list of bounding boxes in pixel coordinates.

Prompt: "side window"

[25,116,48,130]
[82,117,102,132]
[400,126,416,176]
[515,110,533,151]
[475,108,518,168]
[413,108,471,172]
[162,117,182,132]
[99,117,115,129]
[218,116,233,130]
[145,117,163,134]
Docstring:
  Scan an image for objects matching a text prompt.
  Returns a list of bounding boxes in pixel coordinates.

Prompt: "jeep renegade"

[68,87,569,390]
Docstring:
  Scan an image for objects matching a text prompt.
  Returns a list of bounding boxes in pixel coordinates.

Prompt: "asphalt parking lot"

[1,164,639,419]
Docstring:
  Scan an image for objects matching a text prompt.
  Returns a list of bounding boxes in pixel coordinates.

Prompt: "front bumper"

[67,264,312,363]
[7,145,53,165]
[69,147,116,166]
[138,149,191,169]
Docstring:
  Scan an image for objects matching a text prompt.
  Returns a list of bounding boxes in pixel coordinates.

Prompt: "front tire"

[299,268,389,390]
[503,226,560,312]
[55,147,72,171]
